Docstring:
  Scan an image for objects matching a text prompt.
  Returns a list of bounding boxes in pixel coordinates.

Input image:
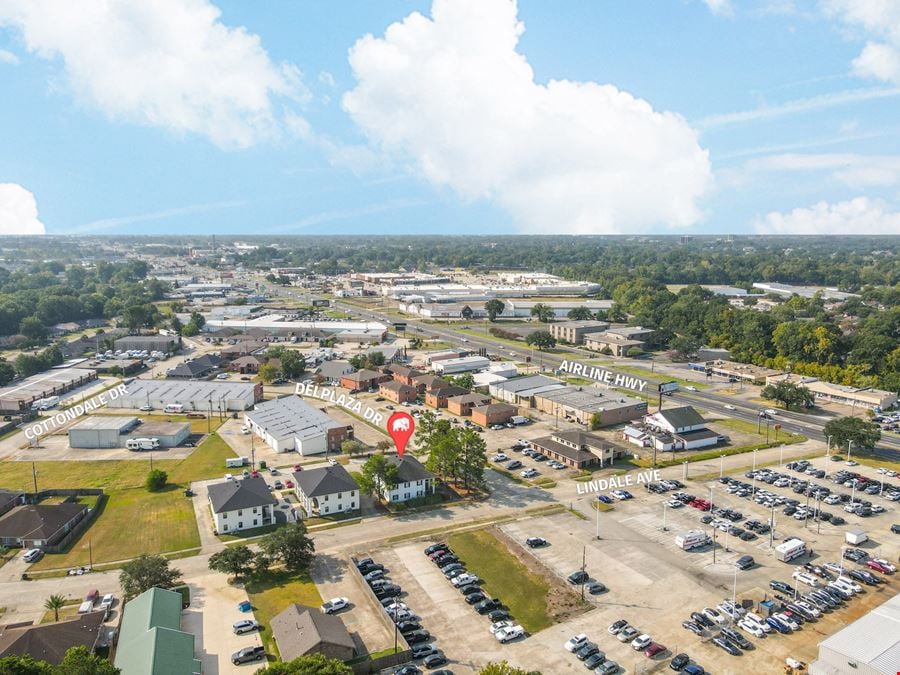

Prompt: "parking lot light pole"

[780,444,785,468]
[753,448,758,471]
[847,440,853,463]
[595,499,601,540]
[662,501,668,532]
[720,455,725,478]
[826,435,832,457]
[769,504,776,548]
[732,565,738,624]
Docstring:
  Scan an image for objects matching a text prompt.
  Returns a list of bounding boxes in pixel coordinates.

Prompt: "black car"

[358,562,385,574]
[721,627,752,650]
[424,544,448,555]
[770,580,794,594]
[475,598,502,614]
[831,516,846,526]
[691,611,714,629]
[585,653,607,670]
[231,646,265,665]
[457,584,480,596]
[567,570,589,585]
[423,653,448,669]
[526,537,548,548]
[434,555,459,567]
[355,557,374,568]
[405,630,432,644]
[487,609,510,622]
[892,524,900,534]
[712,636,741,656]
[700,514,714,524]
[575,642,599,660]
[465,592,486,605]
[739,531,757,541]
[397,621,422,634]
[393,666,421,675]
[374,584,402,599]
[735,555,755,570]
[670,653,690,671]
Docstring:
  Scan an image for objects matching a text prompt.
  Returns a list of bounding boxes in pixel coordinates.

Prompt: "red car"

[868,560,893,574]
[644,643,666,658]
[284,479,294,488]
[293,464,302,472]
[250,470,260,478]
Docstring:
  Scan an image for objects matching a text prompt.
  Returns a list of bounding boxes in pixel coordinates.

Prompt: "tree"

[122,304,150,331]
[255,653,352,675]
[456,427,487,490]
[460,305,474,320]
[279,350,306,379]
[145,469,167,492]
[260,522,315,572]
[43,594,66,622]
[375,439,392,454]
[358,454,399,499]
[451,372,475,389]
[761,380,815,410]
[18,316,46,343]
[669,335,700,360]
[626,346,644,358]
[590,412,604,431]
[567,306,594,321]
[56,646,119,675]
[525,330,556,350]
[484,299,505,322]
[0,653,52,674]
[258,363,277,383]
[0,360,15,386]
[119,554,182,600]
[208,545,255,579]
[823,416,881,453]
[341,439,365,456]
[479,662,531,675]
[530,303,555,323]
[169,315,183,333]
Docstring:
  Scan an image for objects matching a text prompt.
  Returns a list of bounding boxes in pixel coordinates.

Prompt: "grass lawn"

[39,599,82,624]
[245,570,322,657]
[611,364,711,389]
[218,523,280,542]
[19,432,235,570]
[447,529,554,634]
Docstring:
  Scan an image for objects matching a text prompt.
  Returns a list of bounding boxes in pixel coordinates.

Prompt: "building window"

[351,502,355,508]
[351,491,356,497]
[252,507,257,514]
[323,494,329,501]
[222,513,227,519]
[253,519,258,526]
[238,510,243,516]
[324,506,329,514]
[392,494,398,502]
[223,524,228,532]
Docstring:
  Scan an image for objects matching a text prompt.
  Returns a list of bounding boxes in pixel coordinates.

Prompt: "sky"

[1,0,900,237]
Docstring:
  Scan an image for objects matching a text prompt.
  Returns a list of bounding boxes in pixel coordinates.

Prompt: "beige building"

[583,326,654,357]
[549,320,610,345]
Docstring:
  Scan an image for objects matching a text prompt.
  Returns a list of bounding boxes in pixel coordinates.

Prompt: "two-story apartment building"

[208,477,277,534]
[378,456,435,503]
[293,465,360,517]
[379,380,418,404]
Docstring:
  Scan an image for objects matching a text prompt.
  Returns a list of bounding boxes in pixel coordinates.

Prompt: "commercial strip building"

[765,373,897,411]
[205,314,387,343]
[107,379,260,412]
[532,386,647,427]
[688,359,783,385]
[208,476,277,534]
[113,587,201,675]
[810,592,900,675]
[529,430,628,469]
[0,367,98,414]
[431,355,490,375]
[293,464,360,517]
[489,375,566,406]
[244,396,353,455]
[752,281,858,301]
[271,604,356,663]
[68,415,139,448]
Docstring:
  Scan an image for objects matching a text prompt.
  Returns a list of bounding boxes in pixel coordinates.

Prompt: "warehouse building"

[489,375,566,406]
[532,386,647,427]
[68,416,140,448]
[113,334,181,354]
[122,421,190,448]
[244,396,353,455]
[107,379,260,412]
[810,593,900,675]
[0,368,97,414]
[432,355,490,375]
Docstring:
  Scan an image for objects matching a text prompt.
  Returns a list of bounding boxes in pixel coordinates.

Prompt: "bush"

[145,469,168,492]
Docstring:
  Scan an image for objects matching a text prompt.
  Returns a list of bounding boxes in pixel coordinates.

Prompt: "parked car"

[564,633,589,652]
[233,619,261,635]
[321,597,349,614]
[670,653,690,671]
[231,646,265,664]
[631,634,652,651]
[608,619,628,635]
[712,636,741,656]
[526,537,548,548]
[567,570,589,585]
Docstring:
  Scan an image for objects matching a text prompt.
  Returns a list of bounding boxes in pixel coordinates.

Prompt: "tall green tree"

[43,594,66,622]
[260,522,315,572]
[525,330,556,350]
[358,454,400,499]
[0,360,15,386]
[208,545,256,579]
[145,469,167,492]
[456,427,487,490]
[255,653,352,674]
[119,554,182,600]
[479,662,531,675]
[530,303,555,323]
[484,299,505,322]
[56,646,120,675]
[761,380,815,410]
[566,306,594,321]
[823,416,881,453]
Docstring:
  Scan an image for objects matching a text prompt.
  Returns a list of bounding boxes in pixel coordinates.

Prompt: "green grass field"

[21,432,236,570]
[447,529,554,634]
[245,570,322,657]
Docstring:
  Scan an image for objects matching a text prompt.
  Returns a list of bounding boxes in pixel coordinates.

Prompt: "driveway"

[0,550,36,584]
[182,571,261,675]
[190,479,226,554]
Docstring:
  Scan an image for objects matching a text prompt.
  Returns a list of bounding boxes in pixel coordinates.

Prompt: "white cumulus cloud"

[0,184,47,235]
[703,0,734,17]
[0,0,307,149]
[342,0,712,234]
[824,0,900,84]
[0,48,19,64]
[754,196,900,234]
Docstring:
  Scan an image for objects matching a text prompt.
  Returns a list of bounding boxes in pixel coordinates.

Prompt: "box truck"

[776,538,807,562]
[164,403,184,414]
[845,528,868,545]
[225,457,250,468]
[510,416,529,426]
[675,530,710,550]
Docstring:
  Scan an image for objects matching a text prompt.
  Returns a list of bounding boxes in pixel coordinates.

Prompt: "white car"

[384,602,408,614]
[702,607,727,626]
[666,499,684,509]
[321,597,349,614]
[224,473,234,480]
[823,562,843,575]
[738,619,765,637]
[611,490,628,500]
[99,593,114,610]
[792,571,819,587]
[724,404,736,410]
[824,494,841,504]
[774,612,799,630]
[496,625,525,643]
[452,574,479,587]
[744,613,772,633]
[685,385,699,391]
[139,404,153,411]
[490,619,516,635]
[521,468,538,479]
[796,600,821,618]
[216,373,229,380]
[492,453,509,462]
[631,634,652,651]
[565,633,589,652]
[836,576,863,593]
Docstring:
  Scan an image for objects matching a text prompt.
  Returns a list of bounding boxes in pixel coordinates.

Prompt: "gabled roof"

[271,604,355,663]
[412,374,448,390]
[0,490,24,512]
[208,477,277,514]
[114,587,200,675]
[654,406,705,429]
[447,393,490,405]
[386,364,423,378]
[167,353,222,378]
[386,455,434,483]
[0,503,86,541]
[293,465,359,498]
[0,611,105,665]
[342,369,383,383]
[427,386,469,398]
[472,403,518,415]
[379,380,416,393]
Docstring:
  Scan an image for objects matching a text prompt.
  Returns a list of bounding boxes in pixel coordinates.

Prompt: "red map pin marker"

[387,411,415,458]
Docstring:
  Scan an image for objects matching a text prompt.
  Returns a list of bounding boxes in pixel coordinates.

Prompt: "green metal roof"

[114,588,201,675]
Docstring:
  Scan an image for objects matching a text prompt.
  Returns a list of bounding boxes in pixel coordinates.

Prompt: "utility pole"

[847,440,853,463]
[662,501,668,531]
[31,462,38,495]
[89,539,93,570]
[720,454,725,478]
[250,433,256,470]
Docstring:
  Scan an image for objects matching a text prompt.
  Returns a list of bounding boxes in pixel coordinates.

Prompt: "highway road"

[269,286,900,458]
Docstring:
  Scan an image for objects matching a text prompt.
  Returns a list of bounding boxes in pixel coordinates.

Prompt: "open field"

[245,570,322,656]
[447,529,556,633]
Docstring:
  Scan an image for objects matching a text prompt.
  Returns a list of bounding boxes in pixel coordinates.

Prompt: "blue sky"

[1,0,899,236]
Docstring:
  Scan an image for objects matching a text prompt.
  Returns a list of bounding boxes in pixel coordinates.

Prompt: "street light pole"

[662,501,668,532]
[826,435,833,457]
[720,454,725,479]
[847,440,854,463]
[595,499,601,540]
[780,444,784,468]
[753,448,758,471]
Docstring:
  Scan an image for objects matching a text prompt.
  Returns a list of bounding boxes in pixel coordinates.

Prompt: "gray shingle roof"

[208,477,276,513]
[0,503,86,541]
[386,455,434,483]
[655,406,705,430]
[271,604,355,663]
[293,465,359,498]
